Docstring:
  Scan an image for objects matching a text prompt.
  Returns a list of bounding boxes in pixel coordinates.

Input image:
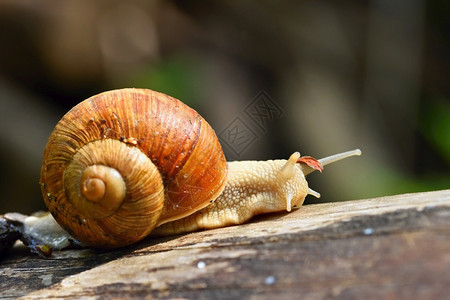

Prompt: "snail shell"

[40,88,228,248]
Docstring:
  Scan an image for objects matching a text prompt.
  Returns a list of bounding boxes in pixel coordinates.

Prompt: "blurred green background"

[0,0,448,214]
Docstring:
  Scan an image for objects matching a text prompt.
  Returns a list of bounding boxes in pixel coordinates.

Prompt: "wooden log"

[1,190,449,299]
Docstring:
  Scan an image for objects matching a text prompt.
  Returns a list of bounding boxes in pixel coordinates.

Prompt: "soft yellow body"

[153,152,309,235]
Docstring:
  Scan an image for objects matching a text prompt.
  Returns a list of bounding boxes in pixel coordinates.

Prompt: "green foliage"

[127,55,204,107]
[420,96,450,163]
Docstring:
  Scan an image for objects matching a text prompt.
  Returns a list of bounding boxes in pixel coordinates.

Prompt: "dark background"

[0,0,449,214]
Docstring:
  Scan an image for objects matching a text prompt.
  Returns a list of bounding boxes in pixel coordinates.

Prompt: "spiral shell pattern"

[40,89,228,248]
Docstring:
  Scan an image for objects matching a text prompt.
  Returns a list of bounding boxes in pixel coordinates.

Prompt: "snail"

[40,88,361,249]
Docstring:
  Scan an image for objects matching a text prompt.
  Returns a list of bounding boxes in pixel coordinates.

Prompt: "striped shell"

[40,88,228,248]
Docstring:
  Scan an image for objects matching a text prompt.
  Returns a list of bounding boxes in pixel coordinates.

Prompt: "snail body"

[152,153,308,236]
[40,88,361,248]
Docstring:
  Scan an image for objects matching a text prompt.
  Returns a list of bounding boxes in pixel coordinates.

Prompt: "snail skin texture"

[40,88,361,249]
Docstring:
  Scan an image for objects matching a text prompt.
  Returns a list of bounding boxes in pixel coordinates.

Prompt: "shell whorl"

[80,165,123,206]
[40,88,228,248]
[64,139,164,220]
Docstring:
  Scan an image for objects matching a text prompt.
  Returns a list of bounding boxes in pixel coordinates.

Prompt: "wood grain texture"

[1,190,449,299]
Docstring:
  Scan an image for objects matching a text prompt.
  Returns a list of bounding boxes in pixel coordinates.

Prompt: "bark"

[1,190,449,299]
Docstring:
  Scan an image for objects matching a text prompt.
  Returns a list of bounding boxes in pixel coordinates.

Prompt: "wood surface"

[1,189,449,299]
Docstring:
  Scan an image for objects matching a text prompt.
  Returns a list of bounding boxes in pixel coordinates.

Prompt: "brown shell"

[40,88,228,248]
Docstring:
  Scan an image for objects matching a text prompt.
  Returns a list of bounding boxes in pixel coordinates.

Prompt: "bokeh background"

[0,0,448,214]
